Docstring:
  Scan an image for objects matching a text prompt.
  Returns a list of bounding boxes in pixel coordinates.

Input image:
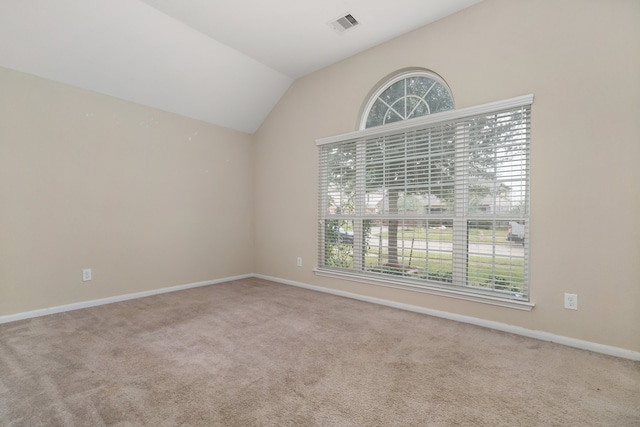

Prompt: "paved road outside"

[367,226,525,258]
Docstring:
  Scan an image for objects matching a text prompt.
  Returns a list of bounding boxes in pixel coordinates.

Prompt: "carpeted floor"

[0,278,638,426]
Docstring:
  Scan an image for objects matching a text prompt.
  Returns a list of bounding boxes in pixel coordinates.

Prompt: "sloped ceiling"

[0,0,482,133]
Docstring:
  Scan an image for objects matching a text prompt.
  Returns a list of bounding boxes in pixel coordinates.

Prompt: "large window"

[317,72,532,308]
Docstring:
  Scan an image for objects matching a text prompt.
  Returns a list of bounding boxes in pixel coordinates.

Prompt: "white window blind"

[317,95,532,303]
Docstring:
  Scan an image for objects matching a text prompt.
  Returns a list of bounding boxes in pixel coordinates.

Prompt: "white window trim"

[319,95,534,147]
[314,268,534,311]
[316,94,534,311]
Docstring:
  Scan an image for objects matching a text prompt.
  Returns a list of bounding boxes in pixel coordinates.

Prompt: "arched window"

[361,70,454,129]
[317,68,532,308]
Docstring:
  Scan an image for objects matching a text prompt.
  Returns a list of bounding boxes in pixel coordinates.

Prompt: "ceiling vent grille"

[328,13,359,34]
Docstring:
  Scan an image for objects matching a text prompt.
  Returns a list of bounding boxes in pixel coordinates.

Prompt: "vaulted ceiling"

[0,0,482,133]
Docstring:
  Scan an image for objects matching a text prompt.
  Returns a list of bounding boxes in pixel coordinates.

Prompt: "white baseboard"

[3,272,638,361]
[255,274,640,362]
[0,274,253,325]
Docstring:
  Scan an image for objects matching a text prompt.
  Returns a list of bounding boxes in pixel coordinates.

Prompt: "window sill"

[314,269,535,311]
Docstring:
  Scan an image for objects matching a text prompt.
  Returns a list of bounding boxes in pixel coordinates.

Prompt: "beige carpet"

[0,278,638,426]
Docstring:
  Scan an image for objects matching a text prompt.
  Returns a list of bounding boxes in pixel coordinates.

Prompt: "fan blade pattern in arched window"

[364,73,454,129]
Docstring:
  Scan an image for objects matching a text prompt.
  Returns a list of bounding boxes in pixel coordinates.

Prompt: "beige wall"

[254,0,640,351]
[1,0,638,354]
[0,67,254,315]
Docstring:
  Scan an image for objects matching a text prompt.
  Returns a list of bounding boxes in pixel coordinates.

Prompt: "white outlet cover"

[564,293,578,310]
[82,269,92,281]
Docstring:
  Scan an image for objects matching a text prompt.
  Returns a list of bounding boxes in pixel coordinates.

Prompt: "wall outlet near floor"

[82,268,92,282]
[564,293,578,310]
[296,257,302,267]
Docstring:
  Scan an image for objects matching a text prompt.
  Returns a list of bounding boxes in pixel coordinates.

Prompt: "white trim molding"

[314,269,534,311]
[255,274,640,362]
[317,94,534,146]
[3,272,638,362]
[0,274,252,325]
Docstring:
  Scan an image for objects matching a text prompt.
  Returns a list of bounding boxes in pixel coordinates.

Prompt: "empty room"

[1,0,638,425]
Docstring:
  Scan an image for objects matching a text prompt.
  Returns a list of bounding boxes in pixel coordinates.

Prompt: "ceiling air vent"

[328,13,359,34]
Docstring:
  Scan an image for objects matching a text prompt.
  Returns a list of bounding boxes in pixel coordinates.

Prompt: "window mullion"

[403,79,408,120]
[318,147,329,268]
[353,139,367,272]
[452,124,469,286]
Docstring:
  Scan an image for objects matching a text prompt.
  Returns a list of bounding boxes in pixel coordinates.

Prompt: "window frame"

[316,94,534,311]
[360,70,454,130]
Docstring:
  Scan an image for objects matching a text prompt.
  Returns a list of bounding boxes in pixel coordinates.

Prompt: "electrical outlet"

[82,268,92,282]
[564,293,577,310]
[296,257,302,267]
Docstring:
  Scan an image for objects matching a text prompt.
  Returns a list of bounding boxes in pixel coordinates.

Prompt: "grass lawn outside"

[332,246,525,292]
[373,225,518,245]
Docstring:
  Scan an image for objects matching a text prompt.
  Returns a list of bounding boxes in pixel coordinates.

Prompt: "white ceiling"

[0,0,482,133]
